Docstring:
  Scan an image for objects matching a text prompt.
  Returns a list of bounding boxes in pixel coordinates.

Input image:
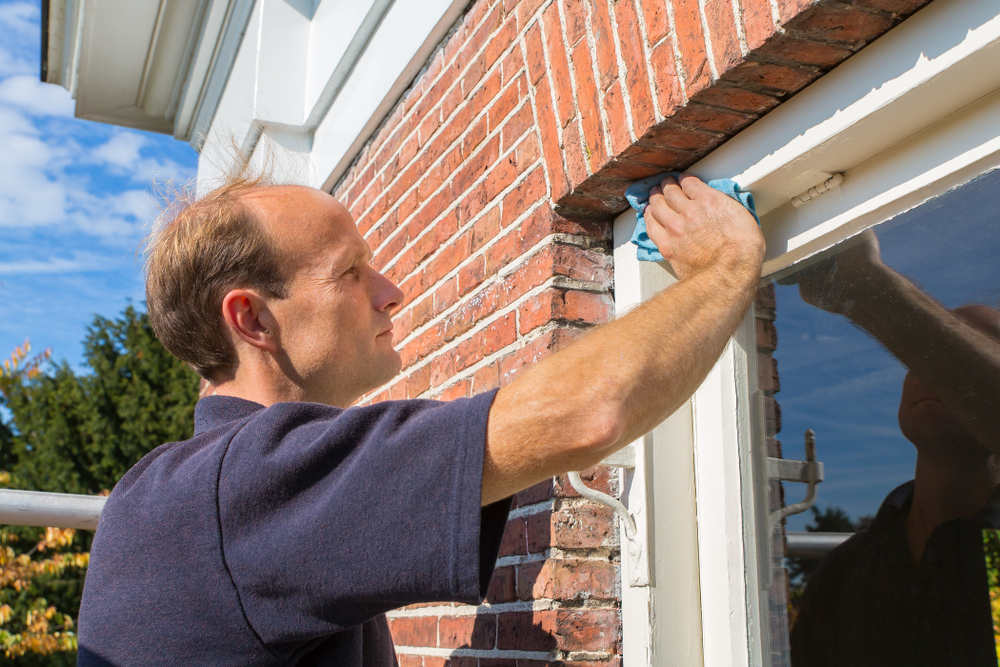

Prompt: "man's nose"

[372,270,404,314]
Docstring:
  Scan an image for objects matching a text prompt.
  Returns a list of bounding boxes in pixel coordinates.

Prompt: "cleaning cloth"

[625,172,759,262]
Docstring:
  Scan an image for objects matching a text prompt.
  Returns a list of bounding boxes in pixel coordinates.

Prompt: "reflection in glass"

[763,169,1000,666]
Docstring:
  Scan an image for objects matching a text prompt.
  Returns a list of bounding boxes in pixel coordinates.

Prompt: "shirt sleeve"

[216,390,510,647]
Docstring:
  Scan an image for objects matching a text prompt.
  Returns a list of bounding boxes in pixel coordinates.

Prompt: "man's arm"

[795,230,1000,452]
[482,174,765,505]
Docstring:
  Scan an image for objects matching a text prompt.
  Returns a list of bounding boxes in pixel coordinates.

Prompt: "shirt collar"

[193,395,266,435]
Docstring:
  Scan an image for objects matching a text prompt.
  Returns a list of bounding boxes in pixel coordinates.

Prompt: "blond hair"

[144,175,288,379]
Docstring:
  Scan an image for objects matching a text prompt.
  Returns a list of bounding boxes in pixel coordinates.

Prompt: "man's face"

[897,305,1000,456]
[244,186,404,406]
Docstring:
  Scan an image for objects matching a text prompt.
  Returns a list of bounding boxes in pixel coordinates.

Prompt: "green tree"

[0,306,200,662]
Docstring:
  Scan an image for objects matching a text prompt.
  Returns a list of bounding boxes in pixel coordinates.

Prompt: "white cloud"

[0,2,38,36]
[0,46,34,77]
[92,132,146,169]
[0,75,73,117]
[0,252,114,276]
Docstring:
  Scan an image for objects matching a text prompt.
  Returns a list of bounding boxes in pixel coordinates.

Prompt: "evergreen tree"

[0,306,199,662]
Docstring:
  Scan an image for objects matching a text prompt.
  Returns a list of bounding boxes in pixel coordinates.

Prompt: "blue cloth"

[78,391,509,666]
[625,172,760,262]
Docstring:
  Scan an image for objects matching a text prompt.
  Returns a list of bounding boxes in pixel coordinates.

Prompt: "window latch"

[768,429,824,533]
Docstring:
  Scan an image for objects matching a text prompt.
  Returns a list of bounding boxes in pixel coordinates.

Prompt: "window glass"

[762,168,1000,666]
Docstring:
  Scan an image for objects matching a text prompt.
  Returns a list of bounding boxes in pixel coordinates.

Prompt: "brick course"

[332,0,930,663]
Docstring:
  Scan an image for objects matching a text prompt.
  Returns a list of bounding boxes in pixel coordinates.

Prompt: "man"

[76,173,764,665]
[788,231,1000,666]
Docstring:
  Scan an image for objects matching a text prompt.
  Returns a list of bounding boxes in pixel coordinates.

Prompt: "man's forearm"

[482,263,758,504]
[845,265,1000,449]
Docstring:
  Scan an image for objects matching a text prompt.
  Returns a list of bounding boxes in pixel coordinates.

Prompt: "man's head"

[897,304,1000,456]
[146,182,403,407]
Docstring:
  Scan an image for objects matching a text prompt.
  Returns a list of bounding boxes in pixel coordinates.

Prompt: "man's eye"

[343,267,360,279]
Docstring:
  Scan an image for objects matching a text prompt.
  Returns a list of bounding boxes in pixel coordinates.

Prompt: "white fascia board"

[313,0,471,191]
[176,0,257,148]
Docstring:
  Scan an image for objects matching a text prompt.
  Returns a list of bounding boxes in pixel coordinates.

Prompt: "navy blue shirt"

[78,391,509,665]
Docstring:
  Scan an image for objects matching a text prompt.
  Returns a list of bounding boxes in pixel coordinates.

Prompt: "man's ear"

[221,289,278,353]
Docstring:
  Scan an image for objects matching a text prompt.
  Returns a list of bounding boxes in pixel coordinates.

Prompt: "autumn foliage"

[0,308,200,663]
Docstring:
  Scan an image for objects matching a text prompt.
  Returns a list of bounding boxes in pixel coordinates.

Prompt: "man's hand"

[644,174,764,282]
[793,229,885,316]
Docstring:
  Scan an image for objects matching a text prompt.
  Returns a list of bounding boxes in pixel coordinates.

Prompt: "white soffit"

[70,0,211,133]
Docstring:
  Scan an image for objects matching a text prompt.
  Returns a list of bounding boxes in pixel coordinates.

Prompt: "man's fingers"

[677,173,711,198]
[658,175,692,211]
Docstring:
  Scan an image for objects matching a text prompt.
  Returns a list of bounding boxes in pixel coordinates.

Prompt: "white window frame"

[612,1,1000,664]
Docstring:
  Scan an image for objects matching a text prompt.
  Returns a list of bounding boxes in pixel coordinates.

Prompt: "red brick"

[853,0,928,15]
[553,609,620,652]
[587,0,618,90]
[705,0,744,74]
[518,288,613,335]
[721,60,817,93]
[561,0,587,46]
[613,0,657,135]
[562,121,589,185]
[514,478,553,507]
[570,41,607,173]
[638,121,720,151]
[754,35,853,68]
[499,327,585,386]
[502,103,535,153]
[485,564,517,603]
[554,465,615,498]
[673,102,755,133]
[436,379,471,401]
[405,365,431,398]
[497,610,558,651]
[501,167,547,227]
[542,3,575,127]
[775,0,814,24]
[453,135,501,196]
[438,614,496,649]
[650,41,683,117]
[739,0,776,50]
[514,0,548,27]
[551,502,616,548]
[599,157,674,180]
[398,655,422,667]
[500,44,526,87]
[672,0,712,95]
[472,362,500,394]
[691,84,780,113]
[458,255,487,296]
[526,510,551,553]
[532,76,570,201]
[521,559,618,601]
[602,82,633,156]
[786,4,893,45]
[489,78,523,133]
[759,355,780,394]
[639,0,670,45]
[499,517,527,556]
[387,616,437,647]
[483,15,518,74]
[756,317,777,351]
[524,21,547,84]
[763,393,782,436]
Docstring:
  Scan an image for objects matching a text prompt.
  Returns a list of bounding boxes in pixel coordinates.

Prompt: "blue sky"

[0,0,197,371]
[777,168,1000,530]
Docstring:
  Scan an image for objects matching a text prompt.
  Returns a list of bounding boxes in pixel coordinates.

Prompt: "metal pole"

[0,489,106,530]
[785,531,852,558]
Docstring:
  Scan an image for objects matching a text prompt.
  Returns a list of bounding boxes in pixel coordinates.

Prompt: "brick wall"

[331,0,930,663]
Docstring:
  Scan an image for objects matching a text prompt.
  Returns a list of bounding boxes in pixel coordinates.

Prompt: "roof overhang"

[41,0,253,145]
